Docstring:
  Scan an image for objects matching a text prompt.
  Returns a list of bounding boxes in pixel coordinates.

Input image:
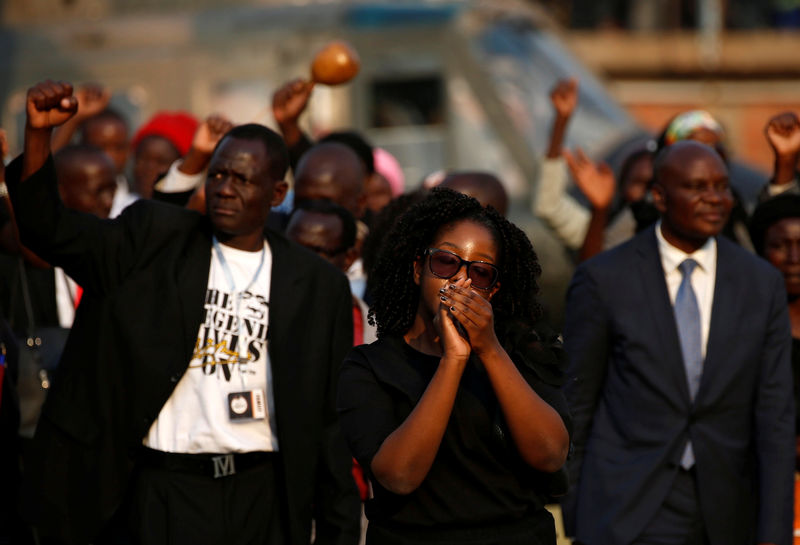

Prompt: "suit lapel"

[635,228,692,406]
[176,221,213,368]
[263,230,306,439]
[697,237,735,402]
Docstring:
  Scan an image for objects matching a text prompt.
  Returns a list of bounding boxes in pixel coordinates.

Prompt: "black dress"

[337,324,571,545]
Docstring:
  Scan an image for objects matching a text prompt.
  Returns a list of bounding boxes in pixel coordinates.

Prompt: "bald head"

[653,141,727,188]
[294,142,367,218]
[54,145,117,219]
[440,171,508,216]
[652,140,732,253]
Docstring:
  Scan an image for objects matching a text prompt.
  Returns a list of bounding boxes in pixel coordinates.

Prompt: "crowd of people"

[0,72,797,545]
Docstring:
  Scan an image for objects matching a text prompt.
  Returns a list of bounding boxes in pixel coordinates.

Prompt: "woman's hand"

[433,279,471,363]
[439,277,500,358]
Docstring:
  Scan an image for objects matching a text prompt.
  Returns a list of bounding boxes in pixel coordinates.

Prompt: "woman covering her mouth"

[337,187,571,545]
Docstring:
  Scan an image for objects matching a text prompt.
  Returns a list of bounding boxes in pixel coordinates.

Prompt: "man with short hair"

[54,144,117,220]
[563,140,795,545]
[286,199,359,273]
[9,80,360,545]
[286,200,376,347]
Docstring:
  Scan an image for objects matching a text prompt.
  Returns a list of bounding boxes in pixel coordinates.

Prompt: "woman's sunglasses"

[425,248,499,290]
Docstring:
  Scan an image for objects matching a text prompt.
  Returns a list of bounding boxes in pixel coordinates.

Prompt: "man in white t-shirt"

[10,80,360,545]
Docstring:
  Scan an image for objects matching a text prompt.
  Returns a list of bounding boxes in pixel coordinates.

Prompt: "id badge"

[227,389,266,422]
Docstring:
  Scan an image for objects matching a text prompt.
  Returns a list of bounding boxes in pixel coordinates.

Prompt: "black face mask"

[629,199,660,233]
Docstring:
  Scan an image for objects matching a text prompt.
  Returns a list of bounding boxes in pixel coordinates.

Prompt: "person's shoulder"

[576,226,655,280]
[352,335,399,358]
[344,336,424,397]
[345,336,406,373]
[717,235,783,285]
[119,197,200,223]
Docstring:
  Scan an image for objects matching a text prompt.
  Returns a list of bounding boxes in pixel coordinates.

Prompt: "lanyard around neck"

[211,236,267,384]
[212,236,266,296]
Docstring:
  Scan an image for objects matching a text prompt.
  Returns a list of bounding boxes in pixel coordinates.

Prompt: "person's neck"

[788,295,800,339]
[214,230,264,252]
[403,312,443,357]
[659,224,709,255]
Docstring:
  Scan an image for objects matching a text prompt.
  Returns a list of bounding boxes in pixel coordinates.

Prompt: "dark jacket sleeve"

[754,269,795,545]
[7,154,198,296]
[151,188,193,208]
[312,273,361,545]
[560,263,610,536]
[337,344,403,472]
[6,155,145,294]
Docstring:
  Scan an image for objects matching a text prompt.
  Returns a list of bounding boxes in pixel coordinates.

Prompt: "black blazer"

[562,226,795,545]
[0,255,59,336]
[7,156,360,545]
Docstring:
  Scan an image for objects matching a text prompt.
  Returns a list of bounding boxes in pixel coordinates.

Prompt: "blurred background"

[1,0,798,325]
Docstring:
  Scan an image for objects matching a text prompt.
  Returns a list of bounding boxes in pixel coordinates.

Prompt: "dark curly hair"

[369,187,542,338]
[362,188,429,281]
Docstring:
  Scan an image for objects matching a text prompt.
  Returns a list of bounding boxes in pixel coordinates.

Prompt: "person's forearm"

[771,154,799,187]
[50,116,81,154]
[533,158,591,250]
[479,344,569,472]
[278,119,305,149]
[547,115,570,159]
[579,206,610,262]
[370,357,464,495]
[22,126,53,181]
[179,148,212,175]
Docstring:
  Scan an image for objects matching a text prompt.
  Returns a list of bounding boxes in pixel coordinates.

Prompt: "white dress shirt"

[655,221,717,358]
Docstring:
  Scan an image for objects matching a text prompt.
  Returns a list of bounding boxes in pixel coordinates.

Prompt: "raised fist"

[26,80,78,130]
[272,78,314,126]
[765,111,800,158]
[550,78,579,120]
[192,114,234,156]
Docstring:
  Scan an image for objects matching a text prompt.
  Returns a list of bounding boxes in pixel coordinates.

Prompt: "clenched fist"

[26,80,78,131]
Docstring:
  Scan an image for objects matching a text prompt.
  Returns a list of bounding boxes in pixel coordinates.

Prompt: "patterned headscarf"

[663,110,724,147]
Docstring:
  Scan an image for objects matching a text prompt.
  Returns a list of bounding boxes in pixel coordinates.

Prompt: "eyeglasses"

[425,248,499,290]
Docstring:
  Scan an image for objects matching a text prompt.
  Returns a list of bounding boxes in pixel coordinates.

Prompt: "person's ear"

[270,180,289,208]
[413,255,423,286]
[487,282,500,302]
[651,183,666,214]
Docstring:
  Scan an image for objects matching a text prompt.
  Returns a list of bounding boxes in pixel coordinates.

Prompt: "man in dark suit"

[8,80,360,545]
[562,140,794,545]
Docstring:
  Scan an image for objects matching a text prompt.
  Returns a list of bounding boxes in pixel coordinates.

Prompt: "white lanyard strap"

[211,236,267,387]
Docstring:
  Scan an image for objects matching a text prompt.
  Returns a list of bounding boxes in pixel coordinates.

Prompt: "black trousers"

[366,509,556,545]
[125,451,286,545]
[631,468,709,545]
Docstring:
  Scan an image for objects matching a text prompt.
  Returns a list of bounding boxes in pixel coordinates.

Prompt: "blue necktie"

[674,258,702,469]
